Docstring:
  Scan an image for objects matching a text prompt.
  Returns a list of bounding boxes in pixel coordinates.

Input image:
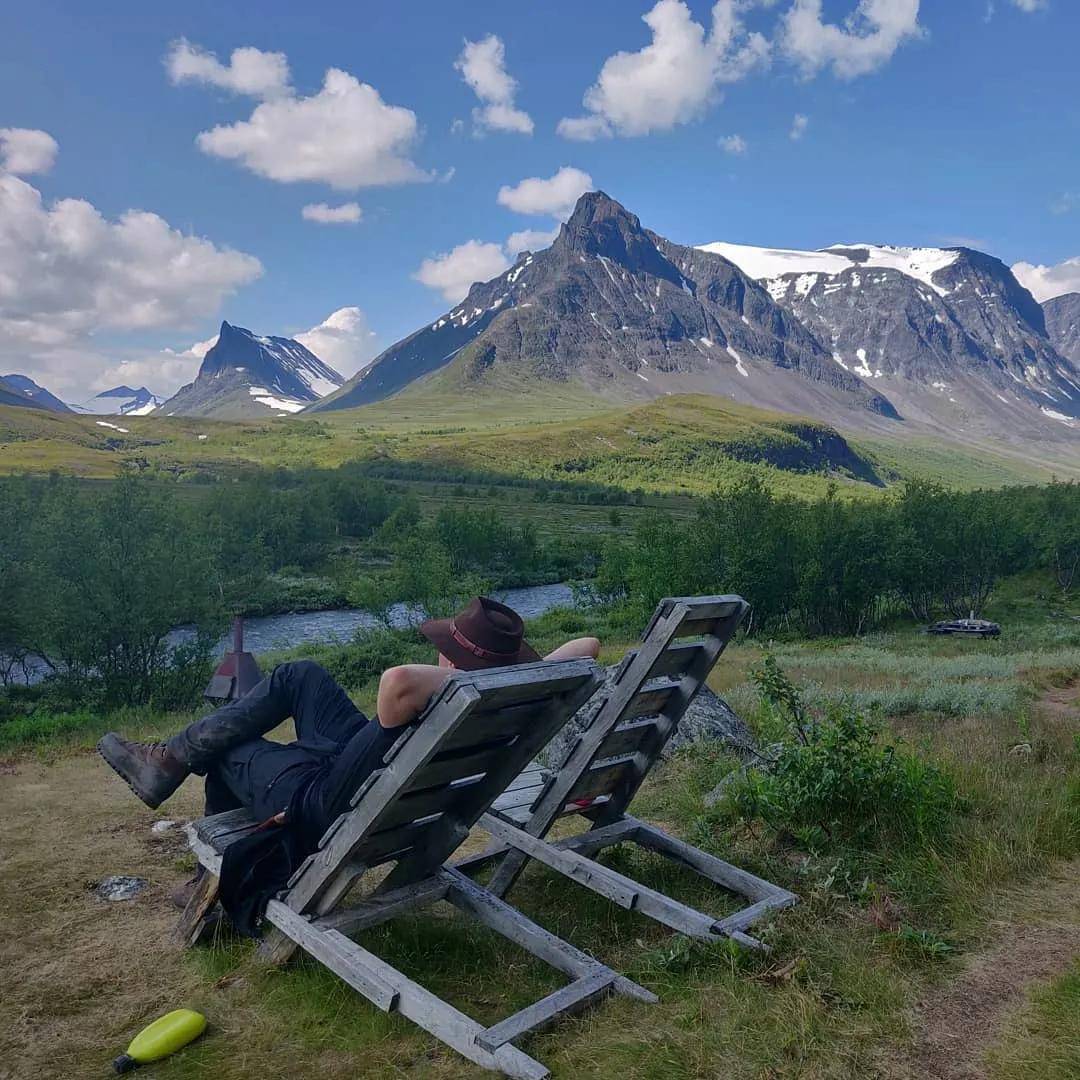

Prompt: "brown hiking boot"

[97,733,189,809]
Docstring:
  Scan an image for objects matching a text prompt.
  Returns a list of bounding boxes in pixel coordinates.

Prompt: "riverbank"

[2,614,1077,1079]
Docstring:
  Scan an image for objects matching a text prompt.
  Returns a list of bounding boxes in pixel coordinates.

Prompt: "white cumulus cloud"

[95,334,219,398]
[0,154,262,397]
[295,306,378,377]
[1012,258,1080,303]
[1011,0,1048,11]
[557,0,770,140]
[781,0,924,80]
[165,39,291,99]
[413,240,512,304]
[497,167,593,219]
[0,128,58,175]
[301,201,363,225]
[178,45,427,190]
[720,133,748,154]
[790,112,810,140]
[455,35,534,135]
[505,227,560,257]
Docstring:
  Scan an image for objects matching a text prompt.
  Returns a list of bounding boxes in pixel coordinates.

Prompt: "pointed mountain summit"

[159,321,343,419]
[313,191,898,422]
[701,240,1080,435]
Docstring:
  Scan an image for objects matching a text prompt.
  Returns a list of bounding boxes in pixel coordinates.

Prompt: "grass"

[4,388,1076,495]
[2,580,1079,1077]
[987,963,1080,1079]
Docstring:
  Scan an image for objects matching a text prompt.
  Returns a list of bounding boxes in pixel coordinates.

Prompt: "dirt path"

[908,857,1080,1080]
[907,680,1080,1080]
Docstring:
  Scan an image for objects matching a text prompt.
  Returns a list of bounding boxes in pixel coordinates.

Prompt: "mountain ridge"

[312,191,898,424]
[159,321,344,419]
[2,374,72,413]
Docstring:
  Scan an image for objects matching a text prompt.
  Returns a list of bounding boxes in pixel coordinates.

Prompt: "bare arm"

[376,664,452,728]
[544,636,600,662]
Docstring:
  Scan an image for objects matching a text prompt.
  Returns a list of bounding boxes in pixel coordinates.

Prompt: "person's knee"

[276,659,327,685]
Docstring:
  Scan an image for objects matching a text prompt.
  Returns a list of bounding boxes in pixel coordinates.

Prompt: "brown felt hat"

[420,596,541,671]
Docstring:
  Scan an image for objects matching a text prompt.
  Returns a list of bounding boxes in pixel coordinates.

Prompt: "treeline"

[0,468,599,704]
[595,477,1080,637]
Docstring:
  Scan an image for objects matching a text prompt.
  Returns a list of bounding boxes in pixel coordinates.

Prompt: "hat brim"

[419,617,541,671]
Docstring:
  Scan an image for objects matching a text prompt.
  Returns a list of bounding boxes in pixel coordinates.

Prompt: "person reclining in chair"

[98,597,599,921]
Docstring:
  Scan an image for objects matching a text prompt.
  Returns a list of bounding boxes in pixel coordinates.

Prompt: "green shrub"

[723,656,960,850]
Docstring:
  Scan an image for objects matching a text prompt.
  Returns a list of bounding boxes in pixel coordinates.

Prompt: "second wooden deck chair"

[459,596,798,950]
[179,659,657,1080]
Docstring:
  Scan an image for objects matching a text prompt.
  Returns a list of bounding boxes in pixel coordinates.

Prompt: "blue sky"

[2,0,1078,399]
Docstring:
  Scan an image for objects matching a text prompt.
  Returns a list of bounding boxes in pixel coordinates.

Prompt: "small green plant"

[894,926,955,961]
[722,656,960,851]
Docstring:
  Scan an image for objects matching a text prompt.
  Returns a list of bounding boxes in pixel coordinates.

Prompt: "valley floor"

[2,608,1078,1079]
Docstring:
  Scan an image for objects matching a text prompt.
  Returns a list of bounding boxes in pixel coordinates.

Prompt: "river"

[4,583,578,686]
[216,582,577,653]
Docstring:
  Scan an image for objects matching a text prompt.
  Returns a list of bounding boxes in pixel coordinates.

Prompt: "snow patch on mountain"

[698,241,961,297]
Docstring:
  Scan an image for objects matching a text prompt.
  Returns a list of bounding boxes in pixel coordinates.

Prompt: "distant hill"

[312,191,897,424]
[159,321,343,419]
[1,374,70,412]
[71,385,163,416]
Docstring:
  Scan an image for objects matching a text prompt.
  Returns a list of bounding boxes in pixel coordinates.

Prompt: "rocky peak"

[555,191,674,279]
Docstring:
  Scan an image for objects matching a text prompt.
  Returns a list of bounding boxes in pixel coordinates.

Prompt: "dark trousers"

[167,660,398,839]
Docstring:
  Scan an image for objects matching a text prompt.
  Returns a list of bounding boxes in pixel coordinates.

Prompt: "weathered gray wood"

[441,867,656,1004]
[645,641,709,678]
[620,678,683,721]
[404,745,508,791]
[265,900,400,1011]
[314,876,450,934]
[266,902,550,1080]
[565,756,636,804]
[488,813,738,940]
[475,972,616,1052]
[374,775,485,831]
[485,600,721,896]
[186,822,223,876]
[628,818,797,905]
[481,813,642,910]
[595,719,660,761]
[173,870,221,947]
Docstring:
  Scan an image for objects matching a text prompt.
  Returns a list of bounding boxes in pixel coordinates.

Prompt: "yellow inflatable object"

[113,1009,207,1073]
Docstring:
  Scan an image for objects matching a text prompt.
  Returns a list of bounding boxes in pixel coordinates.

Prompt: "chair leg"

[174,871,221,948]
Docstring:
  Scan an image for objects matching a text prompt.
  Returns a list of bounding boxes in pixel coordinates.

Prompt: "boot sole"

[97,733,174,810]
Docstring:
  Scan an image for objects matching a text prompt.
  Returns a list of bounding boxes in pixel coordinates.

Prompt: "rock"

[541,663,756,768]
[150,819,179,836]
[94,875,148,901]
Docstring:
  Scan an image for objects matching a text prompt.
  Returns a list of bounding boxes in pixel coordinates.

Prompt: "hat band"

[449,619,519,661]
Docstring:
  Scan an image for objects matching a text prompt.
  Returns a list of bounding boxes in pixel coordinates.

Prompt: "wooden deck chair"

[178,659,658,1080]
[458,596,798,951]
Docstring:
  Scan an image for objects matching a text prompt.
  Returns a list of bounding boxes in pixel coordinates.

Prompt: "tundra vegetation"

[1,465,1078,1078]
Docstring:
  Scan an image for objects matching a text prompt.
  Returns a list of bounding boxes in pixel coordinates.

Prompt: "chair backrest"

[284,659,602,914]
[514,596,748,838]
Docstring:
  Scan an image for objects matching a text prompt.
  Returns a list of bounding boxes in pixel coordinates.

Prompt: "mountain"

[1044,293,1080,365]
[0,376,50,411]
[2,374,72,412]
[71,385,163,416]
[158,321,344,419]
[313,192,899,423]
[700,241,1080,435]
